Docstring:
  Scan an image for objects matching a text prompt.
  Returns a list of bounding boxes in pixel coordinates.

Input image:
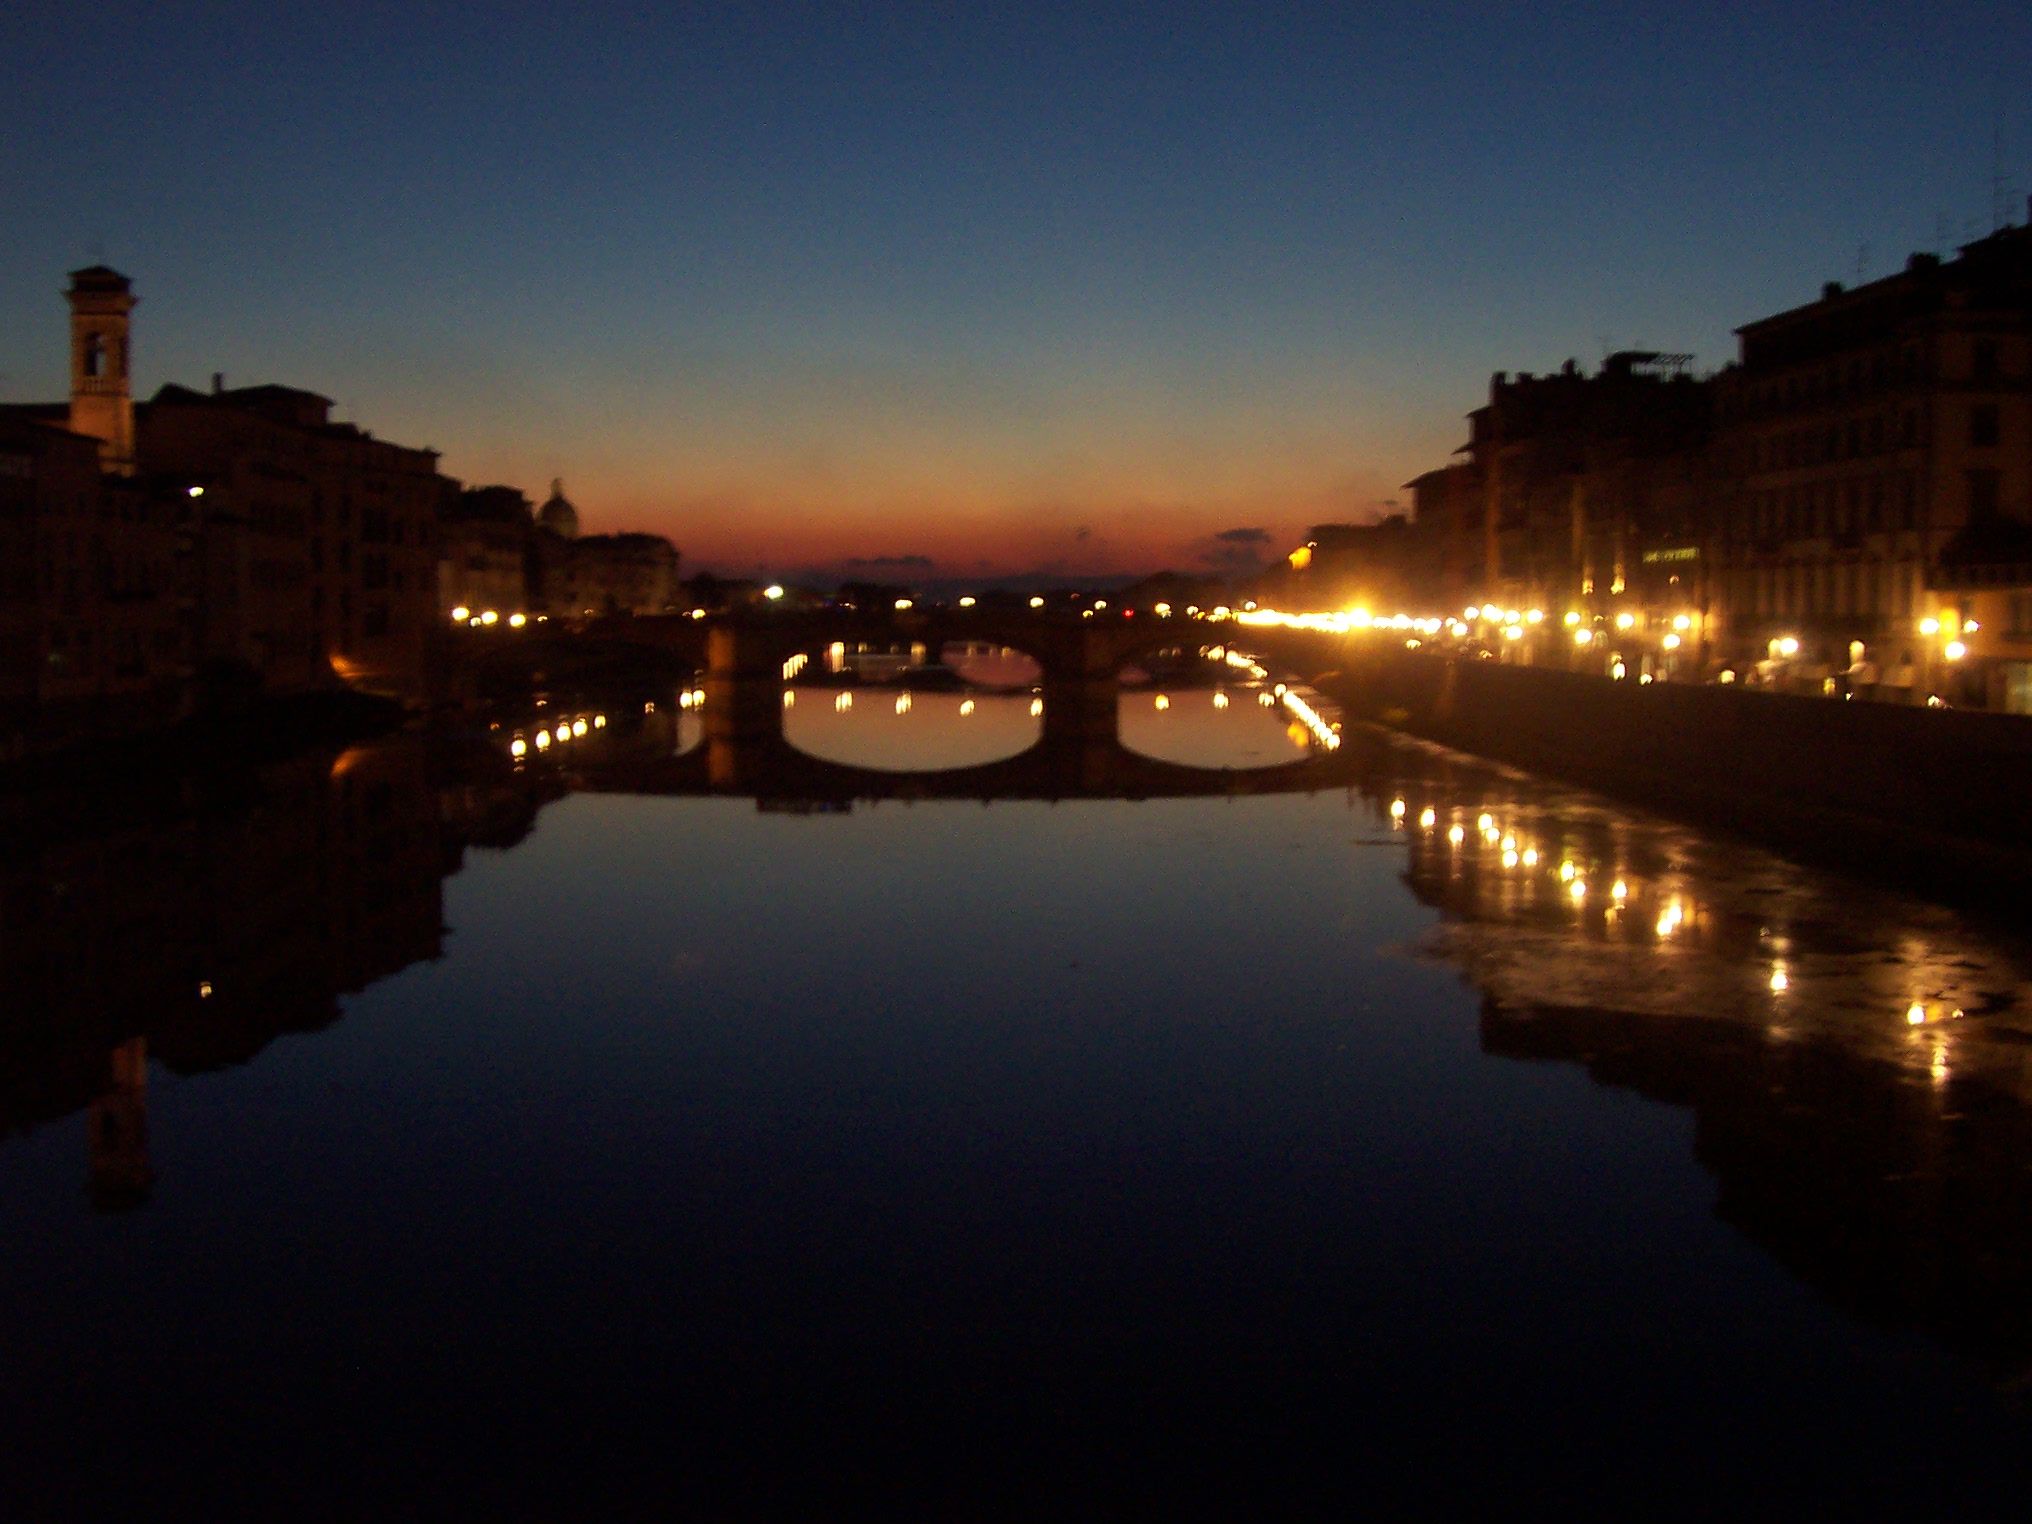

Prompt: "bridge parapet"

[600,608,1212,686]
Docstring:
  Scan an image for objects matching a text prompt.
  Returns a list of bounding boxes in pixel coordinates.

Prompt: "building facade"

[138,382,444,700]
[438,485,534,620]
[1710,219,2032,706]
[1461,353,1713,673]
[4,268,450,713]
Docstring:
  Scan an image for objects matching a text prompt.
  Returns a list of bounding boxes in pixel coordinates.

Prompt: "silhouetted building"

[528,481,680,617]
[64,266,138,475]
[138,380,445,699]
[1465,353,1712,650]
[0,413,175,714]
[1711,214,2032,706]
[440,484,535,619]
[0,284,185,749]
[1403,461,1483,611]
[1277,517,1439,615]
[5,269,452,711]
[536,477,579,540]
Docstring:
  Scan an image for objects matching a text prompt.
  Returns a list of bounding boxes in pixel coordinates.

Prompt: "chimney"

[211,372,223,395]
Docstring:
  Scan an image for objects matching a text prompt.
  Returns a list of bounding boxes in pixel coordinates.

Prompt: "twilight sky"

[3,2,2029,582]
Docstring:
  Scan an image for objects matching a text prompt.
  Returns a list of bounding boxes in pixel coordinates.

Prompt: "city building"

[1710,213,2032,707]
[0,409,184,736]
[530,481,681,617]
[1402,461,1483,612]
[138,380,445,700]
[1276,516,1442,616]
[1463,352,1713,668]
[0,270,185,746]
[439,484,535,620]
[7,267,451,707]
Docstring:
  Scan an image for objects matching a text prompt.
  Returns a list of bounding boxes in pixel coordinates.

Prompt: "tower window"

[82,333,103,378]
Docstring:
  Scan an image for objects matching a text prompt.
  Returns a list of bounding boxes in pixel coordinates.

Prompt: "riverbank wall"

[1262,634,2032,911]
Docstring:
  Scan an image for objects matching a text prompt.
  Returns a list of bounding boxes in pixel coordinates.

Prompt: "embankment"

[1261,634,2032,911]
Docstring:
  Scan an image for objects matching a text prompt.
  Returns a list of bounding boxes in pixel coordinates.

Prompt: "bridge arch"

[589,609,1320,771]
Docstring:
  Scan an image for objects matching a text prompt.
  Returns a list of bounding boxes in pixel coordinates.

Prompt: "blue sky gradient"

[3,2,2028,579]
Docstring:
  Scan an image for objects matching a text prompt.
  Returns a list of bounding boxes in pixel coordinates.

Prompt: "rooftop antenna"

[1855,242,1871,284]
[1935,212,1950,256]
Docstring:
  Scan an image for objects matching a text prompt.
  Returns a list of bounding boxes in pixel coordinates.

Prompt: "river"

[3,670,2030,1515]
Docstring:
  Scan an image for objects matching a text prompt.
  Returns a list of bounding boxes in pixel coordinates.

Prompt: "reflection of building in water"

[87,1037,153,1211]
[1486,998,2032,1386]
[1358,729,2032,1383]
[0,735,519,1207]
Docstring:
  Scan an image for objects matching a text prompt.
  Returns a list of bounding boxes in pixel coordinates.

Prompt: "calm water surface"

[4,679,2032,1517]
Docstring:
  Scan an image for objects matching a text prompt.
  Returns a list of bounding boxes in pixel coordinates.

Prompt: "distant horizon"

[4,4,2027,576]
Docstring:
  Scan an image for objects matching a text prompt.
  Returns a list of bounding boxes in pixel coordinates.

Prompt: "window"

[2010,593,2032,639]
[1968,468,2001,522]
[82,333,103,378]
[1973,340,1999,382]
[1971,404,2000,448]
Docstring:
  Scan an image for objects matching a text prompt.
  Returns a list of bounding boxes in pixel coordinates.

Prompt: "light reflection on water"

[775,674,1318,773]
[784,689,1040,770]
[4,699,2032,1512]
[1117,686,1310,769]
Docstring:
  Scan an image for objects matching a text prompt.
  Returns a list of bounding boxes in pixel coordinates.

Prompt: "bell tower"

[66,265,137,475]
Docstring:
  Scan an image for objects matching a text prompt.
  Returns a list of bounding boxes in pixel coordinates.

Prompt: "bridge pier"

[704,629,788,788]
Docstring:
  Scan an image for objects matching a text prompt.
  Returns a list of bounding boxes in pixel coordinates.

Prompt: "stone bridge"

[560,608,1350,803]
[590,607,1215,746]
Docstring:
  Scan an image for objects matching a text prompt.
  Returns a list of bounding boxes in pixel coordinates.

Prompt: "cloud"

[1195,525,1277,573]
[844,554,936,569]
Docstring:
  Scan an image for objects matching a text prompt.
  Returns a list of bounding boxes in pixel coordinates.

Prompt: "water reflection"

[9,700,2032,1507]
[1118,686,1310,769]
[1348,727,2032,1384]
[785,689,1042,771]
[0,733,541,1205]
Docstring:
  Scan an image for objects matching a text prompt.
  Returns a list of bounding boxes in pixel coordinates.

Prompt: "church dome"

[537,478,579,540]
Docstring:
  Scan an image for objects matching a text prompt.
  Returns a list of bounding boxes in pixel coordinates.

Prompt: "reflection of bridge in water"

[575,608,1353,801]
[582,695,1358,803]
